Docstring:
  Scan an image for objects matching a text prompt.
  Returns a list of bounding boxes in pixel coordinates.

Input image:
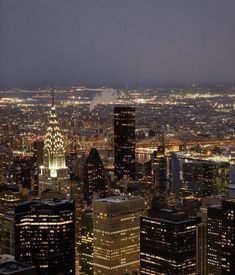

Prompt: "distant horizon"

[0,81,234,91]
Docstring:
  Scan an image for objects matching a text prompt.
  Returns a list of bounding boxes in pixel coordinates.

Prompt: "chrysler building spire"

[39,89,70,199]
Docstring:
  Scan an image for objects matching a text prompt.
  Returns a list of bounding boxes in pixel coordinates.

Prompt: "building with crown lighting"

[39,100,70,199]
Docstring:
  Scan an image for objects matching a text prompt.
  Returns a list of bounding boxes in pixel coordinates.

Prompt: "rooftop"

[95,195,143,203]
[0,260,36,274]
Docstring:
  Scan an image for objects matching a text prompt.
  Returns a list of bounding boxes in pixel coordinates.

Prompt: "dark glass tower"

[83,148,106,205]
[114,106,135,181]
[15,199,75,275]
[140,209,201,274]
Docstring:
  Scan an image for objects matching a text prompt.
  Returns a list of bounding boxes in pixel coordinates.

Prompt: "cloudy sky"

[0,0,234,88]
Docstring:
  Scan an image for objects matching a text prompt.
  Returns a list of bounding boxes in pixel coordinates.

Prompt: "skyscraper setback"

[114,106,136,181]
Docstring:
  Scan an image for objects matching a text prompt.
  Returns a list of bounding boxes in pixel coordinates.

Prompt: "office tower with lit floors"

[83,148,106,205]
[114,107,135,181]
[140,209,201,274]
[221,199,235,274]
[39,93,70,199]
[93,196,145,275]
[15,199,75,275]
[207,205,222,275]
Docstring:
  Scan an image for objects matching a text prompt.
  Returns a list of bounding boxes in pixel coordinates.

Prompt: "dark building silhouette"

[140,209,201,274]
[171,152,181,204]
[83,148,106,204]
[114,106,135,181]
[15,199,75,275]
[33,140,44,195]
[13,156,33,196]
[152,147,167,194]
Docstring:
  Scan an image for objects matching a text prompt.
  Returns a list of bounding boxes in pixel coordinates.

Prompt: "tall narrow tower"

[39,90,70,199]
[114,106,135,181]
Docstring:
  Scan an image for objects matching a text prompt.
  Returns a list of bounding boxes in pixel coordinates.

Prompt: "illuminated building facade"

[221,199,235,274]
[80,209,93,275]
[83,148,106,205]
[93,196,145,275]
[0,144,12,183]
[39,98,70,199]
[196,223,207,275]
[207,205,222,275]
[183,159,229,197]
[15,199,75,275]
[140,209,201,274]
[114,107,136,181]
[0,183,21,216]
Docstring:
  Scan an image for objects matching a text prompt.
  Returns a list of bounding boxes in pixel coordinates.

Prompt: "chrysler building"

[39,91,70,199]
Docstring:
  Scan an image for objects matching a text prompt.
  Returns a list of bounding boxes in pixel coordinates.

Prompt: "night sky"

[0,0,234,88]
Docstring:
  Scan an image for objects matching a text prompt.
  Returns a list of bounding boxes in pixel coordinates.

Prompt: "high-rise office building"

[207,205,222,275]
[140,209,201,274]
[196,223,207,275]
[0,183,21,216]
[0,212,15,256]
[80,209,93,275]
[83,148,106,205]
[183,159,229,197]
[0,144,12,183]
[221,199,235,274]
[114,107,135,181]
[152,147,167,194]
[171,152,181,204]
[93,196,145,275]
[39,94,70,199]
[13,156,33,196]
[207,199,235,275]
[15,199,75,275]
[33,140,44,195]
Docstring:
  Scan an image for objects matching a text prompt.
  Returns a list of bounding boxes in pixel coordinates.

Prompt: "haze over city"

[0,0,234,88]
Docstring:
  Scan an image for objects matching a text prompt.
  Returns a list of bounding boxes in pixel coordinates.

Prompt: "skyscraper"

[33,140,44,195]
[93,195,145,275]
[207,205,222,275]
[114,107,135,181]
[0,211,15,256]
[83,148,106,205]
[140,209,201,274]
[221,199,235,274]
[15,199,75,275]
[80,209,93,275]
[39,93,70,199]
